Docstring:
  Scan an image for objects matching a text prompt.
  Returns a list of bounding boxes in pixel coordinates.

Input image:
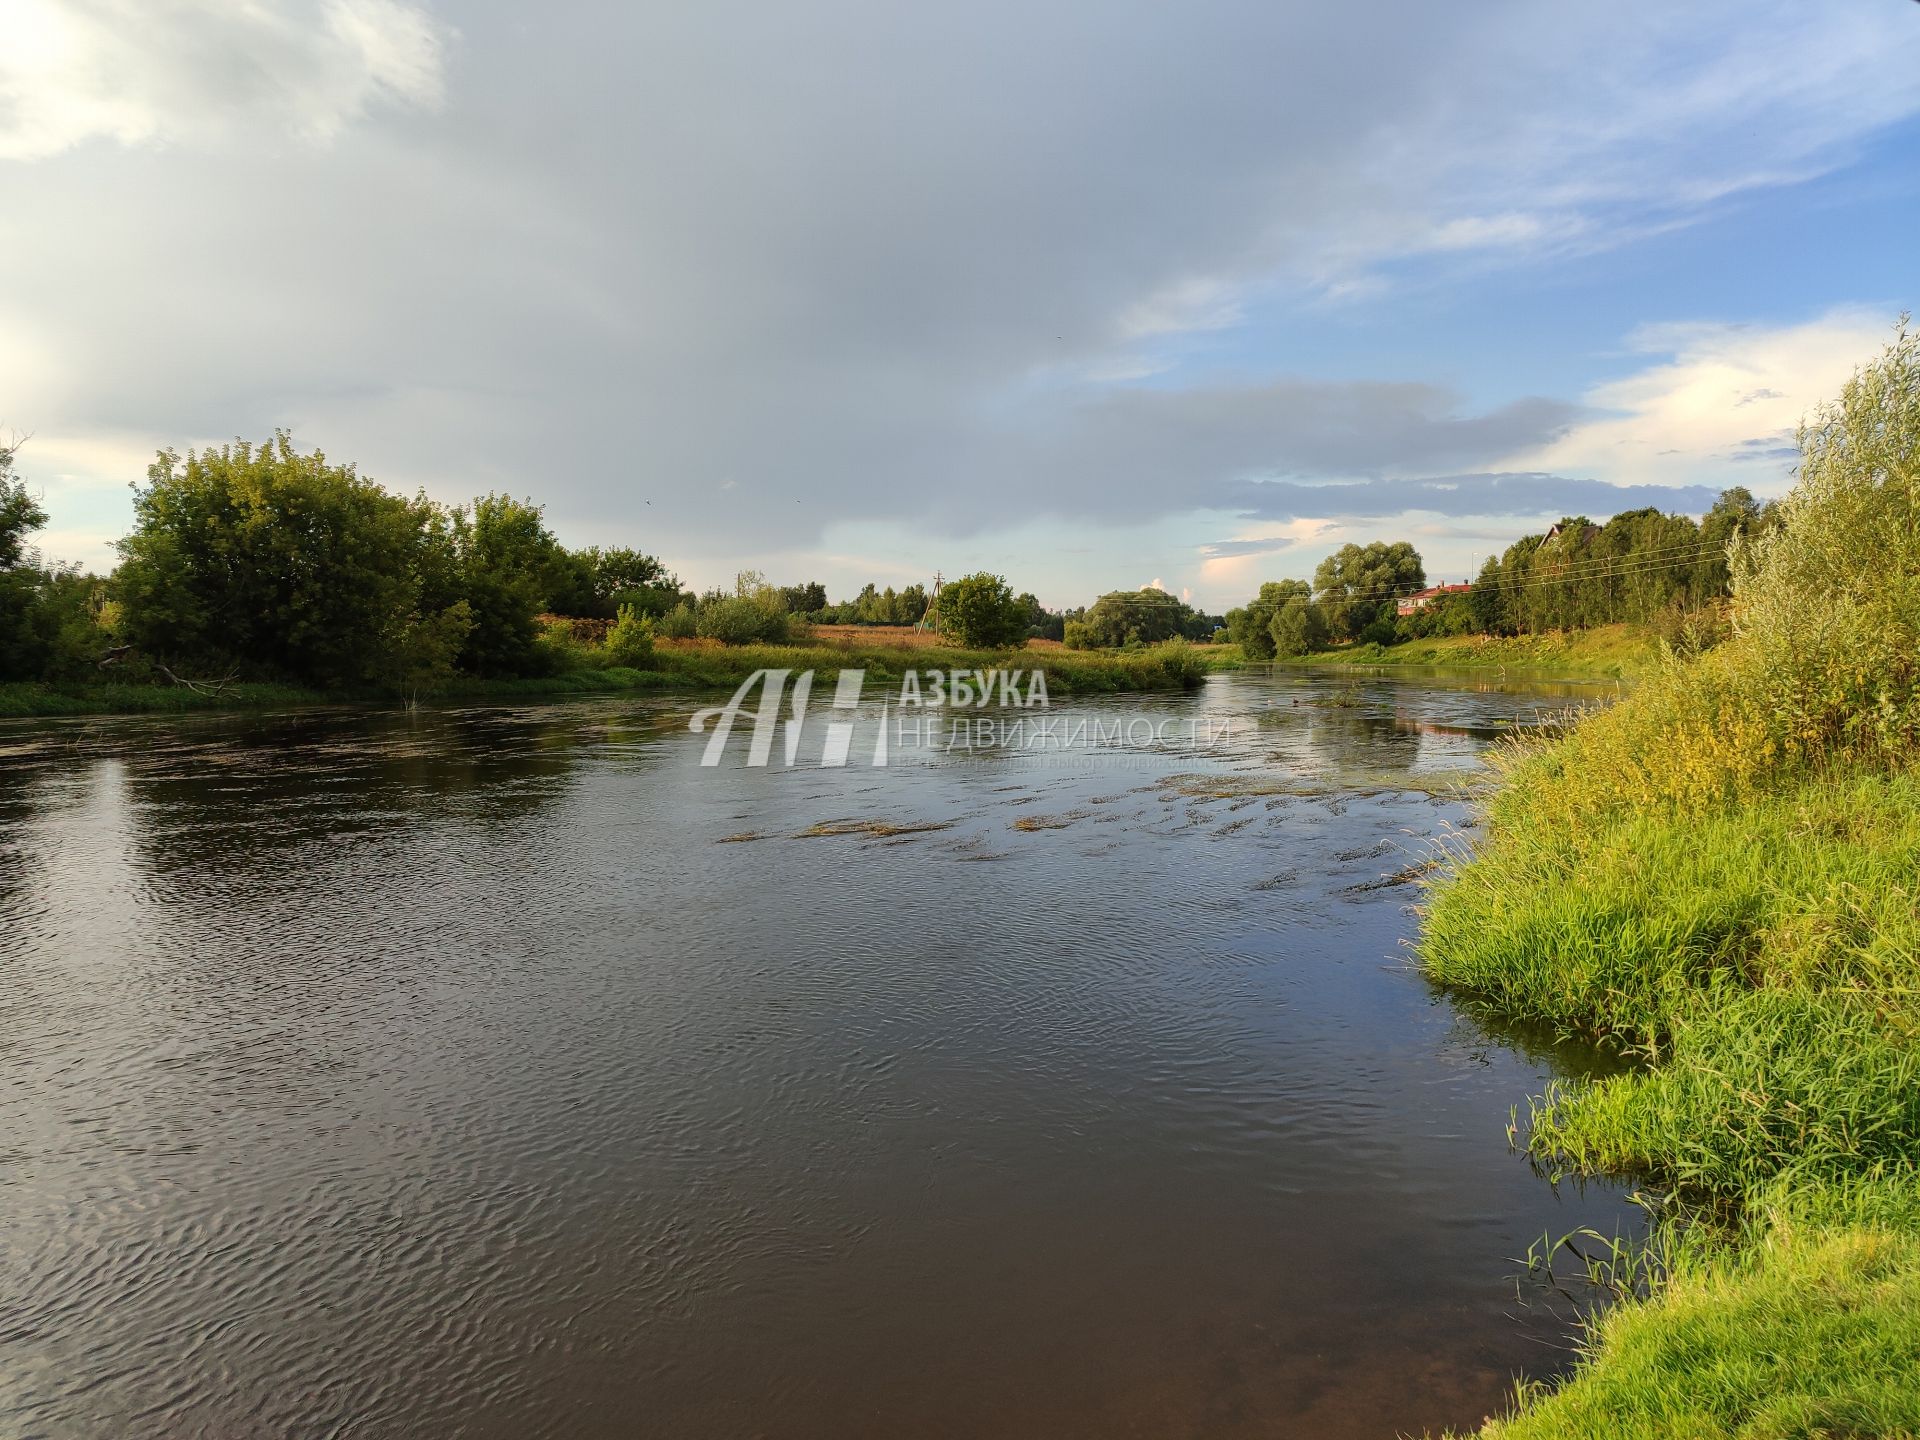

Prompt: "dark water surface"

[0,670,1638,1439]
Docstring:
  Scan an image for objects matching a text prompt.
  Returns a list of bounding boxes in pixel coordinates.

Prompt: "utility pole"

[917,570,944,633]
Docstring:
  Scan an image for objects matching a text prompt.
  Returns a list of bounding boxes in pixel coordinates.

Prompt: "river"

[0,668,1639,1438]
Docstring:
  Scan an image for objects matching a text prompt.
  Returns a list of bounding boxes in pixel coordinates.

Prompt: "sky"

[2,1,1917,613]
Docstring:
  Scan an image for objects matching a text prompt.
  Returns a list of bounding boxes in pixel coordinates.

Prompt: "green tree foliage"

[1223,580,1312,660]
[816,581,929,626]
[443,493,560,676]
[779,581,828,616]
[0,442,119,681]
[579,545,682,618]
[387,599,474,700]
[694,570,793,644]
[0,442,45,569]
[1015,591,1064,641]
[604,603,656,667]
[1468,492,1768,637]
[1068,588,1207,648]
[116,435,450,687]
[0,442,50,679]
[1269,594,1329,656]
[658,601,698,639]
[938,571,1028,648]
[1313,542,1425,641]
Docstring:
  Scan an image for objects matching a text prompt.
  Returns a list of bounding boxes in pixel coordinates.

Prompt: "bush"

[696,595,789,645]
[604,604,655,666]
[659,602,697,639]
[938,571,1028,648]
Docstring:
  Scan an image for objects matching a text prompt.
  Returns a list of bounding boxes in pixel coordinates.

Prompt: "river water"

[0,668,1638,1439]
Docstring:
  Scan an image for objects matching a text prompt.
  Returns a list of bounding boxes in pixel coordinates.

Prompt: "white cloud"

[1503,308,1896,496]
[1114,276,1246,342]
[0,0,446,162]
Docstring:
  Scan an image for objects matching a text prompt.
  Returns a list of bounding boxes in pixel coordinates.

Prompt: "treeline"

[0,435,695,691]
[1462,489,1769,637]
[767,580,1074,642]
[0,432,1116,695]
[1225,490,1771,658]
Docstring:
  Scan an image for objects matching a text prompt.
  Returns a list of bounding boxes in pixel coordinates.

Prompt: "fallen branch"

[154,662,239,696]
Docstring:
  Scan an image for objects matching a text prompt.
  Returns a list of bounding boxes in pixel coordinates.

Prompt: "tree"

[446,494,555,676]
[1270,594,1329,656]
[1314,542,1424,641]
[939,571,1028,648]
[1224,579,1311,659]
[0,441,53,680]
[115,435,444,687]
[1697,487,1763,598]
[385,599,474,702]
[1467,555,1507,635]
[1074,588,1202,647]
[779,580,828,616]
[571,546,683,619]
[1015,591,1064,641]
[0,441,45,570]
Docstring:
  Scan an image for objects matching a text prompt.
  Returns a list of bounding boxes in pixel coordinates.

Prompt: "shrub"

[938,572,1028,648]
[659,602,697,639]
[696,595,789,644]
[604,604,655,666]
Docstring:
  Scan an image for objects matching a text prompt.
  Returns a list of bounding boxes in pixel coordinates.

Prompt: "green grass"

[1423,763,1920,1437]
[0,680,329,716]
[1294,623,1662,679]
[643,637,1209,694]
[0,639,1208,717]
[1471,1204,1920,1440]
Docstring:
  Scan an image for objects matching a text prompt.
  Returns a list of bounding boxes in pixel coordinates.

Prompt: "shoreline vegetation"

[1201,623,1664,681]
[1,436,1235,720]
[0,636,1209,719]
[1421,328,1920,1437]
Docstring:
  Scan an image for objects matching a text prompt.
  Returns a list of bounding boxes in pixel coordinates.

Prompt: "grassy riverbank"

[0,637,1208,718]
[1421,333,1920,1437]
[1293,623,1661,679]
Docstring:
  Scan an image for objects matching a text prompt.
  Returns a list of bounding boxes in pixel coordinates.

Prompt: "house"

[1395,582,1473,617]
[1545,521,1601,544]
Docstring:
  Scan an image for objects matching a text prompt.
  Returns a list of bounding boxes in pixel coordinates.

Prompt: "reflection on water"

[0,671,1634,1439]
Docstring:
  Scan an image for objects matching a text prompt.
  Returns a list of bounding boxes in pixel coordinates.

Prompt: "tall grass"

[1424,326,1920,1437]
